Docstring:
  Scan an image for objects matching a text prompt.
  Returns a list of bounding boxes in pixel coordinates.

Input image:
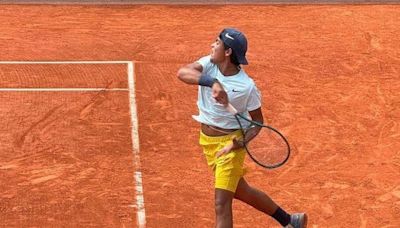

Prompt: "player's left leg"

[234,178,278,215]
[234,177,296,227]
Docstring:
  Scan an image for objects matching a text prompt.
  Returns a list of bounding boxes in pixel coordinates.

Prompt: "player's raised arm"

[177,62,219,88]
[177,62,203,85]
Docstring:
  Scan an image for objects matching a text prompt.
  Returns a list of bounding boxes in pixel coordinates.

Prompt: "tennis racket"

[226,104,290,169]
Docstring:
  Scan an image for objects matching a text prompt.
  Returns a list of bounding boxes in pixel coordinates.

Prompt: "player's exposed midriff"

[201,123,239,136]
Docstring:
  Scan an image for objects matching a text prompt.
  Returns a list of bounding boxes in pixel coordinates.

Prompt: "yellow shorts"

[199,130,246,193]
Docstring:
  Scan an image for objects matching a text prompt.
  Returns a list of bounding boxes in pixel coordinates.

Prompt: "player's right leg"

[215,188,234,228]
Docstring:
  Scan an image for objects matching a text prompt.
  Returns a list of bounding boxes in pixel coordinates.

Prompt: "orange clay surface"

[0,4,399,228]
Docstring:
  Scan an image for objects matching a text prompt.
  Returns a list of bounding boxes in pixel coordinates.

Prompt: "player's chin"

[210,56,216,63]
[210,55,221,64]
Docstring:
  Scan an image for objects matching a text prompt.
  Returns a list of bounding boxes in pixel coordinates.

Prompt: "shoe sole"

[301,213,308,228]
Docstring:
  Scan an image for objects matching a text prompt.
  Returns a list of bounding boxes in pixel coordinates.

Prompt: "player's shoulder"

[196,55,214,66]
[196,55,216,73]
[197,55,211,61]
[238,69,257,89]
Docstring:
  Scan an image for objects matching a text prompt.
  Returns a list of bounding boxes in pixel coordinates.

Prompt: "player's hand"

[216,137,242,157]
[216,142,234,158]
[212,81,228,106]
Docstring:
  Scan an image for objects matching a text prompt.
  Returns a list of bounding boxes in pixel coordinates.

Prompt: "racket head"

[235,114,290,169]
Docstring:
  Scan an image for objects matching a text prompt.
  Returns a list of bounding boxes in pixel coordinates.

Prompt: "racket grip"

[226,103,238,114]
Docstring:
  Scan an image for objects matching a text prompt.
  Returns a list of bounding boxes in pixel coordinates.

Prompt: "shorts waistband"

[200,130,242,142]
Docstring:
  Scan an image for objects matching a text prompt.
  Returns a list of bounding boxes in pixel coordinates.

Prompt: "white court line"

[0,88,128,92]
[0,61,131,64]
[0,60,146,227]
[127,61,146,228]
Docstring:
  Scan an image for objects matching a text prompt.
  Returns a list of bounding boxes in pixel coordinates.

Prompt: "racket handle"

[226,103,238,114]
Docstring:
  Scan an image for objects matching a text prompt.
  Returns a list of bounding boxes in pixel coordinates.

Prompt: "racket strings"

[245,127,289,166]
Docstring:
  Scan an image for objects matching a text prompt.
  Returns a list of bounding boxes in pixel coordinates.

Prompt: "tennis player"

[177,28,307,228]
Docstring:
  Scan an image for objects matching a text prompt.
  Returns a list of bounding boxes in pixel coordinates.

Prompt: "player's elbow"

[177,67,194,83]
[255,119,264,126]
[177,67,187,82]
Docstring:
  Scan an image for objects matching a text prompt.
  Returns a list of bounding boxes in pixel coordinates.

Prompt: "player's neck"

[217,60,240,77]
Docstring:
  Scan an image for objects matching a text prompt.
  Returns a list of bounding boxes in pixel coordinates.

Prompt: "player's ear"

[225,48,233,57]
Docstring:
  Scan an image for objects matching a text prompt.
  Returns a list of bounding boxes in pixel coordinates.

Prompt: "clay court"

[0,1,399,227]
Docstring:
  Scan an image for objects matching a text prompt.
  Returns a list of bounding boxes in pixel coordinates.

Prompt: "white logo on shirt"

[225,33,234,40]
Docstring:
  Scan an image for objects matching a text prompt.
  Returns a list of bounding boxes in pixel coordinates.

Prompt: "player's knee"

[215,198,231,215]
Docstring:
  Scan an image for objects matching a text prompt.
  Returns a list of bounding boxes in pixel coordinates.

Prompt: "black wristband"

[198,74,217,87]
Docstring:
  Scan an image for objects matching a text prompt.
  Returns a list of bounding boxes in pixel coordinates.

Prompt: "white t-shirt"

[192,55,262,129]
